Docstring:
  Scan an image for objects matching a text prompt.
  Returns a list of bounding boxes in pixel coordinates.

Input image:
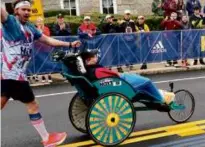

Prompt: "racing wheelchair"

[52,49,195,146]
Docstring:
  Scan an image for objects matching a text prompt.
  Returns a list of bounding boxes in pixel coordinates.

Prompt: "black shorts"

[1,80,35,103]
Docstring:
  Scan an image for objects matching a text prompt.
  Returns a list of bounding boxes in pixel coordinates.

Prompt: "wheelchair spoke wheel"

[69,93,88,133]
[168,90,195,123]
[87,93,136,146]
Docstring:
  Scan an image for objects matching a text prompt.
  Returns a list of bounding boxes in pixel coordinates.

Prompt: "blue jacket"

[204,6,205,14]
[186,0,201,16]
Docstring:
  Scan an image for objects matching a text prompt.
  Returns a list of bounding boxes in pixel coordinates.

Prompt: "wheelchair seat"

[62,73,99,99]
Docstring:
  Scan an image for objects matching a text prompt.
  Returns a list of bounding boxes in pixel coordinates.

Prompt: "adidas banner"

[27,30,205,74]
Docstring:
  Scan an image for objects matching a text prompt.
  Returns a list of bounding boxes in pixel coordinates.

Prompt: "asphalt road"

[1,70,205,147]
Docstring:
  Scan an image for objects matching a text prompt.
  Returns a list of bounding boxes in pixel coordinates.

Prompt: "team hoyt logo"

[100,79,122,87]
[151,41,167,54]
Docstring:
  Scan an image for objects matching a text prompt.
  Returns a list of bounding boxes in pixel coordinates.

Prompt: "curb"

[30,65,205,87]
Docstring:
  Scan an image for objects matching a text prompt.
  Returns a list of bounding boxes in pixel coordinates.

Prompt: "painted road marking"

[151,134,205,147]
[33,76,205,98]
[59,120,205,147]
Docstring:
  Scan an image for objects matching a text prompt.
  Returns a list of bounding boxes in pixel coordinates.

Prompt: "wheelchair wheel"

[87,93,136,146]
[168,90,195,123]
[69,93,88,133]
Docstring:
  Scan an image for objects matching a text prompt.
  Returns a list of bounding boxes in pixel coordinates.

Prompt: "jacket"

[161,19,183,30]
[85,64,119,82]
[102,23,120,33]
[119,19,136,33]
[77,23,101,39]
[189,14,205,29]
[152,0,164,16]
[136,23,150,32]
[162,0,177,16]
[52,23,71,36]
[186,0,201,16]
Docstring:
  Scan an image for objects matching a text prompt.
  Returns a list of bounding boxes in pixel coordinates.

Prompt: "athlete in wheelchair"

[52,49,195,146]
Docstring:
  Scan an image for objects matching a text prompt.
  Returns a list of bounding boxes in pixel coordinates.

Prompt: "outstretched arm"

[1,7,8,23]
[38,34,81,48]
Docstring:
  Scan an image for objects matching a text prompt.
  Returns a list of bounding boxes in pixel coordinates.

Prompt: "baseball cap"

[138,15,145,19]
[57,13,64,18]
[124,10,131,14]
[105,15,112,19]
[81,49,99,60]
[84,16,91,20]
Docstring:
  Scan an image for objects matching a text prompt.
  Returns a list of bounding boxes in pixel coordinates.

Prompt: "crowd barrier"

[27,29,205,75]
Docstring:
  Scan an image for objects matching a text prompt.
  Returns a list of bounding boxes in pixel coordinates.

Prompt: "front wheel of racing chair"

[168,89,195,123]
[69,93,88,133]
[86,93,136,146]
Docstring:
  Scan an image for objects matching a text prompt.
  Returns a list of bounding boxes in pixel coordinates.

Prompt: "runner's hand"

[71,41,81,48]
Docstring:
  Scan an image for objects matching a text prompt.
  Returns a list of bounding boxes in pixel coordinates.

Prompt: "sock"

[29,113,49,141]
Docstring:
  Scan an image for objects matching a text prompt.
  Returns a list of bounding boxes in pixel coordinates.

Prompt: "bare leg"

[1,96,9,109]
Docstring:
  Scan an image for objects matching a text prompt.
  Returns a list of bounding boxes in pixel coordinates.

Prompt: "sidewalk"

[30,61,205,87]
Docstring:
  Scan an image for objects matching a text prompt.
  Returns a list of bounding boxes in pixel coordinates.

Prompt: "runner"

[1,0,81,147]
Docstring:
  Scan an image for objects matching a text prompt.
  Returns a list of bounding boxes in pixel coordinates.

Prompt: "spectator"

[119,10,136,71]
[203,5,205,14]
[35,17,50,36]
[53,14,71,36]
[181,15,191,66]
[177,0,186,20]
[186,0,201,16]
[119,10,136,33]
[152,0,164,16]
[161,12,183,67]
[78,16,101,39]
[136,16,150,32]
[162,0,178,17]
[102,15,120,33]
[136,15,150,70]
[181,15,191,29]
[189,6,205,65]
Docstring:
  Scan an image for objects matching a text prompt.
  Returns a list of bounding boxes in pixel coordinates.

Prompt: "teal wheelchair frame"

[53,50,195,146]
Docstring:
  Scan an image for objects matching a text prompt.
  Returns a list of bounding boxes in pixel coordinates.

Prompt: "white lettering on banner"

[151,41,167,54]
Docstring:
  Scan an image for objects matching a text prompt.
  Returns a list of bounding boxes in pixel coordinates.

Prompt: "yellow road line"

[59,120,205,147]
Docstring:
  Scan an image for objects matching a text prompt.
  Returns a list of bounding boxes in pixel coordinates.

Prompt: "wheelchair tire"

[69,93,88,133]
[87,93,136,146]
[168,89,195,123]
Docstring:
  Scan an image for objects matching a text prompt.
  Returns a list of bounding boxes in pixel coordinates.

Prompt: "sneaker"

[117,67,123,73]
[159,90,175,105]
[165,63,172,67]
[199,59,205,65]
[42,132,67,147]
[48,74,53,83]
[193,60,198,65]
[140,64,147,70]
[42,76,46,83]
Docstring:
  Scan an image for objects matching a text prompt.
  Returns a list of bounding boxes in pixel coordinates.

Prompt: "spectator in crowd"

[176,0,186,20]
[119,10,136,71]
[136,15,150,32]
[186,0,201,16]
[189,6,205,65]
[78,16,101,39]
[102,15,120,33]
[181,15,191,29]
[203,5,205,14]
[119,10,136,33]
[36,17,50,36]
[33,17,52,83]
[181,15,191,66]
[161,12,183,67]
[136,15,150,70]
[53,13,71,36]
[152,0,164,16]
[162,0,178,17]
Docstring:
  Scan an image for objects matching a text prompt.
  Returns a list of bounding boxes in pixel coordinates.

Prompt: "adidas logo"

[151,41,167,54]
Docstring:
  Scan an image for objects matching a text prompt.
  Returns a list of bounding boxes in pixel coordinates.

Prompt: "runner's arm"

[38,34,81,47]
[1,7,8,23]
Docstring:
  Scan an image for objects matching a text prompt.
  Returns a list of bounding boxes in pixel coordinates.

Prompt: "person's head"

[193,6,200,15]
[83,16,91,25]
[182,15,189,23]
[36,17,44,27]
[13,0,32,24]
[124,10,131,20]
[105,15,113,23]
[170,12,178,20]
[82,50,99,65]
[137,15,145,25]
[57,13,65,24]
